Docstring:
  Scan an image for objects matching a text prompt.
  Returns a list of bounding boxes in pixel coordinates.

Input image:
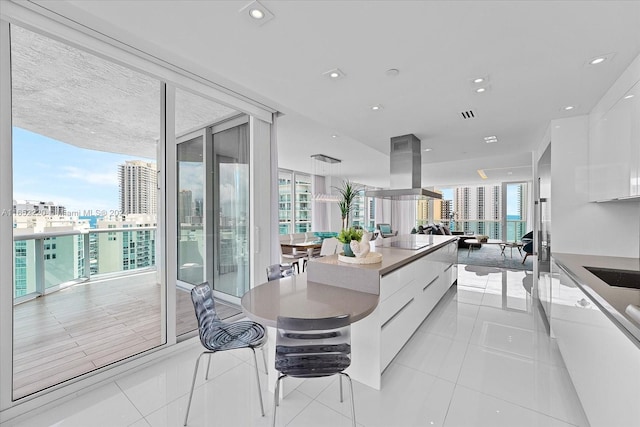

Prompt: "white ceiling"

[28,0,640,188]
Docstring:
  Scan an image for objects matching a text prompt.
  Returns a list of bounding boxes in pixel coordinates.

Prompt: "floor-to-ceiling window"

[278,170,293,234]
[435,183,529,240]
[294,173,311,232]
[505,182,529,241]
[10,24,163,399]
[278,169,313,234]
[1,5,274,414]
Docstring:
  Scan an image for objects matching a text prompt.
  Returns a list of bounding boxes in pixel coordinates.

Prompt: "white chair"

[320,237,340,256]
[302,237,340,270]
[280,245,305,274]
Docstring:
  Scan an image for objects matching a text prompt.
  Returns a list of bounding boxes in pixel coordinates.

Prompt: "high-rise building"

[416,196,444,226]
[178,189,193,224]
[454,185,502,238]
[13,200,66,216]
[96,214,156,274]
[118,160,157,215]
[440,200,453,221]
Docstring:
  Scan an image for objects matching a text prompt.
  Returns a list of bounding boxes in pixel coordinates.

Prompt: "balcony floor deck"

[12,271,241,399]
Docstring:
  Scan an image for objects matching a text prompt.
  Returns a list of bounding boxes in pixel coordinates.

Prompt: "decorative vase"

[343,243,355,257]
[350,237,370,258]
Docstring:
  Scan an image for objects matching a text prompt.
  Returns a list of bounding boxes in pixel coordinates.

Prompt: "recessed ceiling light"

[476,87,486,93]
[473,77,484,83]
[563,105,575,111]
[323,68,345,80]
[585,53,615,67]
[249,8,264,19]
[371,104,383,111]
[239,1,274,26]
[385,68,400,77]
[424,148,433,152]
[331,134,338,138]
[624,94,634,99]
[484,135,498,143]
[477,169,488,179]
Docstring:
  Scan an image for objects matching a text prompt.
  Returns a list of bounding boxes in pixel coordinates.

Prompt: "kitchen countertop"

[552,252,640,345]
[241,273,379,328]
[312,234,458,277]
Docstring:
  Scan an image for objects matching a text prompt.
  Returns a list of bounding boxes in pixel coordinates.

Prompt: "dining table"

[241,272,379,392]
[280,240,322,257]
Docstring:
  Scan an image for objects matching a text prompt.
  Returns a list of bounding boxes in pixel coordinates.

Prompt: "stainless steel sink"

[584,266,640,290]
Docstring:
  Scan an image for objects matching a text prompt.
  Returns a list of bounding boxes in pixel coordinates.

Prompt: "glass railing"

[13,227,156,301]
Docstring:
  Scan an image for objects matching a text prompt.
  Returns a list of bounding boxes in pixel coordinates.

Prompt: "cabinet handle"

[381,298,415,330]
[423,276,439,292]
[444,264,453,272]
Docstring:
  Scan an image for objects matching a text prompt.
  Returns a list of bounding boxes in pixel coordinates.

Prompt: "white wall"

[550,115,640,258]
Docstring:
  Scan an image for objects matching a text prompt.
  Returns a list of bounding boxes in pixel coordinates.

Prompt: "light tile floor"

[3,265,590,427]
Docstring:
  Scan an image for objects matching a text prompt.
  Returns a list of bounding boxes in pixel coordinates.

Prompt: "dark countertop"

[552,252,640,345]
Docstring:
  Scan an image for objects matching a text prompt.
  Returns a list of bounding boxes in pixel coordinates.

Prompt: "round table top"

[241,273,379,328]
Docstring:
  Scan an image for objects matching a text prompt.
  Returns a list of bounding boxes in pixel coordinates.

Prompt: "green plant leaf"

[333,179,362,218]
[336,227,363,243]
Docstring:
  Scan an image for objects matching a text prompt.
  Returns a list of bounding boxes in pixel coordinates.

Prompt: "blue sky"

[13,127,151,212]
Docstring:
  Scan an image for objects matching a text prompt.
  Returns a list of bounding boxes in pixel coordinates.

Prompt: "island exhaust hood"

[365,134,442,200]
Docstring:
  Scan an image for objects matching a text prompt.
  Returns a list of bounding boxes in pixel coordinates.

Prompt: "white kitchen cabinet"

[379,240,457,371]
[550,260,640,427]
[588,79,640,201]
[349,240,458,389]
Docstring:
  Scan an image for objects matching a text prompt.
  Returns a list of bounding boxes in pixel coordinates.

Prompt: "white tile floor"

[3,265,590,427]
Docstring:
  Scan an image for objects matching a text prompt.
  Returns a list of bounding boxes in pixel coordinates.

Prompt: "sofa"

[452,231,483,249]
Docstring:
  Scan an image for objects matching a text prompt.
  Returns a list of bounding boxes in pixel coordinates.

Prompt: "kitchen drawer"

[379,277,418,326]
[418,273,442,315]
[380,261,419,301]
[380,290,419,369]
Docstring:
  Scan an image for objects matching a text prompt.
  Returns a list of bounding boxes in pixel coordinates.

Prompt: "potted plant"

[333,179,361,230]
[336,227,363,257]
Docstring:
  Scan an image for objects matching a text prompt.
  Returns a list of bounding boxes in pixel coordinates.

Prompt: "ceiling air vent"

[460,110,475,119]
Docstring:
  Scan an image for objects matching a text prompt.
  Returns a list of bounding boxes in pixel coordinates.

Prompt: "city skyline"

[14,126,523,221]
[13,127,152,213]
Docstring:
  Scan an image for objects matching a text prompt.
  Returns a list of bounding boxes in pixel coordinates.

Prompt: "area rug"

[458,244,533,271]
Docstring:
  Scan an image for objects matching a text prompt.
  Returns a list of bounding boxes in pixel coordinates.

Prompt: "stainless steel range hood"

[365,134,442,200]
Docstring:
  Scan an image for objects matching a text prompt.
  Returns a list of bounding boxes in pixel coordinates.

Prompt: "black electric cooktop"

[389,240,432,250]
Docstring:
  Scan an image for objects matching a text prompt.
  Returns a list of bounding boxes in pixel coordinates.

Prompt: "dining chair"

[302,237,339,271]
[184,282,267,426]
[272,315,356,427]
[266,263,294,281]
[280,245,305,273]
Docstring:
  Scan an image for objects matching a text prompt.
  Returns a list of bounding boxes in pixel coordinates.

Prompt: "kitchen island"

[242,234,458,391]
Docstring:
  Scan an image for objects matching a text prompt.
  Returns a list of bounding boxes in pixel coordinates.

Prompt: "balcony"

[11,228,239,399]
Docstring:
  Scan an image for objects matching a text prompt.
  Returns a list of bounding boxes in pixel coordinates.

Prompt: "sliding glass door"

[175,118,249,306]
[209,121,250,301]
[9,23,163,399]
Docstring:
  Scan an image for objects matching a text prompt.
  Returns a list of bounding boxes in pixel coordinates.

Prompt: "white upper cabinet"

[589,76,640,202]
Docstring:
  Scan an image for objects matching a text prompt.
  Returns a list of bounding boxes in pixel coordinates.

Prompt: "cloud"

[62,166,119,186]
